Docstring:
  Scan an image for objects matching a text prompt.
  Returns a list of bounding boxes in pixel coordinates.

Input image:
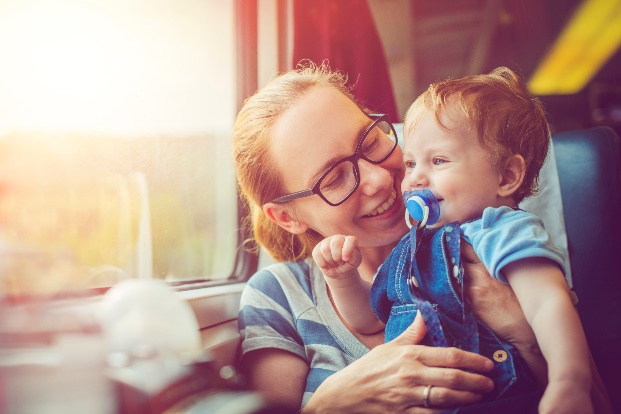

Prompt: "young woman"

[234,62,545,413]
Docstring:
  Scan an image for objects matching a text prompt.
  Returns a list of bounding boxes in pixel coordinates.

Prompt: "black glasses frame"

[269,113,399,207]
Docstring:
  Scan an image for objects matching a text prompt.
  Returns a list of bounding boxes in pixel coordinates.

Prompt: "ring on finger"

[423,384,433,408]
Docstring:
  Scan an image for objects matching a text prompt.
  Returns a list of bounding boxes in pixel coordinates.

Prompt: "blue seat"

[552,127,621,412]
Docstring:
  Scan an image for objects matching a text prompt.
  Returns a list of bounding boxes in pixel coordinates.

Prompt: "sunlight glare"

[0,0,235,136]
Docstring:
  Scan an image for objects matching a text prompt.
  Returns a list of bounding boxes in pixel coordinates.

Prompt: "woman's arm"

[241,348,309,409]
[460,243,548,387]
[243,312,494,413]
[305,313,495,413]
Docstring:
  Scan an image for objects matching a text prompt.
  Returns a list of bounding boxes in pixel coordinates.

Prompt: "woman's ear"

[497,154,526,198]
[263,202,308,234]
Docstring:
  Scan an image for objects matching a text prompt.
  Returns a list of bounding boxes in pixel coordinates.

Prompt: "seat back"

[552,127,621,411]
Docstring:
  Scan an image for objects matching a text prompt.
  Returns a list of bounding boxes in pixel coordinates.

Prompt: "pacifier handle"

[405,196,430,229]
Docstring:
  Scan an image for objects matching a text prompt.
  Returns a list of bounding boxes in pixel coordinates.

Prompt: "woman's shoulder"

[244,258,320,303]
[239,259,333,336]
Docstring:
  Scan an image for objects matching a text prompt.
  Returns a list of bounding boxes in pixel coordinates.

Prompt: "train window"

[0,0,239,295]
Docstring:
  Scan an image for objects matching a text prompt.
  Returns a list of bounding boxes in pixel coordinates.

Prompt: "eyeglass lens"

[318,120,396,204]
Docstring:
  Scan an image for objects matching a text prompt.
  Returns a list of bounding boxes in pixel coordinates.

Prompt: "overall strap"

[407,225,449,347]
[444,224,479,354]
[408,224,480,353]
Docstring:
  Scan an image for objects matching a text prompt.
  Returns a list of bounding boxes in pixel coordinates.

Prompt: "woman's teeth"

[366,189,397,217]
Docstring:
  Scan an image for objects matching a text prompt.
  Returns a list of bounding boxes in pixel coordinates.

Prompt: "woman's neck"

[358,243,398,283]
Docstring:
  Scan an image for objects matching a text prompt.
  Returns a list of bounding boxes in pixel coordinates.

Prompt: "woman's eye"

[433,158,447,165]
[363,136,379,154]
[322,170,344,190]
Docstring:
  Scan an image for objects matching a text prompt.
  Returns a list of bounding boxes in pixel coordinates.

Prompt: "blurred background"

[282,0,621,134]
[0,0,239,296]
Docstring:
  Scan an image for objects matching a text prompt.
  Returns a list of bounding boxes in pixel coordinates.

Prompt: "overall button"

[493,350,508,362]
[407,275,419,291]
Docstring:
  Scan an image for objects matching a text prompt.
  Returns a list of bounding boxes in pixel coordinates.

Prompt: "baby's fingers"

[313,235,347,268]
[341,236,361,266]
[328,235,348,264]
[312,239,336,268]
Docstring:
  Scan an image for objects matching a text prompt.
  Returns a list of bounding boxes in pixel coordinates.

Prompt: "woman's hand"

[304,312,495,413]
[460,243,533,346]
[460,243,547,386]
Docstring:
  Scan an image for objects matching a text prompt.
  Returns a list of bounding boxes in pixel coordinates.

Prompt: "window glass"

[0,0,238,295]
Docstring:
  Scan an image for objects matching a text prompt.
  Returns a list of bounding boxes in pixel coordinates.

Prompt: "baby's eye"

[404,160,416,169]
[433,158,447,165]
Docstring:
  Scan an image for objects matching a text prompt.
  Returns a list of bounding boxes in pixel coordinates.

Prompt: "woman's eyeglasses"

[269,114,399,207]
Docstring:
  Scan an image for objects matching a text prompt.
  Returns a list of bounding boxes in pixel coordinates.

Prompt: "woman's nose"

[357,159,391,195]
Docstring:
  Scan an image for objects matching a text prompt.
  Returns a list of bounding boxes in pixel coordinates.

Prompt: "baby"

[313,68,597,412]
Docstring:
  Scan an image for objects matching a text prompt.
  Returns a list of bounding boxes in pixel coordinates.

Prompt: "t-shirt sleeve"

[461,207,566,284]
[238,268,307,361]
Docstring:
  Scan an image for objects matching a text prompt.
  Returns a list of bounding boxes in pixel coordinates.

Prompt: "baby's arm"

[312,235,385,334]
[504,258,594,414]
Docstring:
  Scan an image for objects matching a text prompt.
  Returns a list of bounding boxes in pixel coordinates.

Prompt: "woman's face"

[268,86,407,249]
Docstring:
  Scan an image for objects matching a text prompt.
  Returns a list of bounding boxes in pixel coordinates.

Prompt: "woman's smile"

[363,188,399,218]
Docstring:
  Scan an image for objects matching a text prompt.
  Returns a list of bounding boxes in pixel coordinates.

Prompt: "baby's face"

[401,109,503,228]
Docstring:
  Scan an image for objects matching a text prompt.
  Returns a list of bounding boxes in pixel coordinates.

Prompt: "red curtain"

[292,0,398,121]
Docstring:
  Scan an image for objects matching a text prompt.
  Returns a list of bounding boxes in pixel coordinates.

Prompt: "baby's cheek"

[400,174,412,193]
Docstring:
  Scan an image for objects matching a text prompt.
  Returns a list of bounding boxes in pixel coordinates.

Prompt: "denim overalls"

[370,223,539,401]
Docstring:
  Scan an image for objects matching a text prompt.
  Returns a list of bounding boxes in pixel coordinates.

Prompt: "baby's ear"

[263,202,308,234]
[497,154,526,198]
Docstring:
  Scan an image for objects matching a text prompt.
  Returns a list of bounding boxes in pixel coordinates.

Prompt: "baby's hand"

[312,235,362,280]
[539,380,593,414]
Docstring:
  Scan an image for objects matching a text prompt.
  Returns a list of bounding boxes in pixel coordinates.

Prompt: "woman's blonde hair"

[404,67,550,203]
[233,61,361,262]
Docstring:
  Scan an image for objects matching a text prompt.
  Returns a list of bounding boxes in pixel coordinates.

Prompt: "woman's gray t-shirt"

[238,258,371,407]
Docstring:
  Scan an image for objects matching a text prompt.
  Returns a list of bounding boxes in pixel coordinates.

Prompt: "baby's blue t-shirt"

[461,206,566,284]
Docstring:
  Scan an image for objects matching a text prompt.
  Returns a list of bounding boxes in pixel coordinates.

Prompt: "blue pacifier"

[403,188,440,229]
